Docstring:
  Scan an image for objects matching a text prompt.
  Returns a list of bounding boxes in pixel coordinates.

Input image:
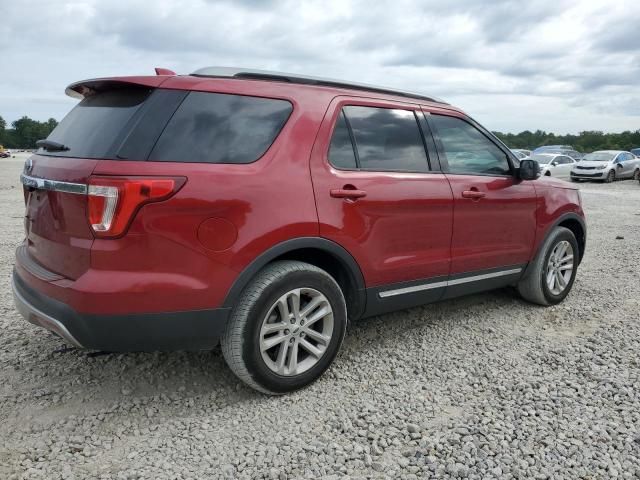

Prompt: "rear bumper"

[12,270,230,352]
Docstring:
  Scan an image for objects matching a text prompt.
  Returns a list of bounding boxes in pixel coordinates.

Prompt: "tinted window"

[556,156,572,165]
[430,115,510,175]
[343,106,429,172]
[328,112,357,169]
[150,92,292,164]
[41,87,151,159]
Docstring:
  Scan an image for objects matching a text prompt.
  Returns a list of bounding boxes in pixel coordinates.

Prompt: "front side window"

[430,115,511,176]
[341,106,429,172]
[149,91,292,164]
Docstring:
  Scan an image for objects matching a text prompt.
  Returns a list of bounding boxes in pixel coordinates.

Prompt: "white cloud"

[1,0,639,133]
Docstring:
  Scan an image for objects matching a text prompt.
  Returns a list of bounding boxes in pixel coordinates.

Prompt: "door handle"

[461,190,486,200]
[330,186,367,199]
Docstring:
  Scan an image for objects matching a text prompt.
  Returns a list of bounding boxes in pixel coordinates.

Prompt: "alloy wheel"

[545,240,574,295]
[259,288,334,376]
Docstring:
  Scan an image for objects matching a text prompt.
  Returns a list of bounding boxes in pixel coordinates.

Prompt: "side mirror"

[518,159,540,180]
[551,161,558,167]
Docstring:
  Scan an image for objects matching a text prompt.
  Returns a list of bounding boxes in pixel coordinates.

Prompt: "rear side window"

[327,106,429,172]
[344,106,429,172]
[328,112,357,169]
[40,87,151,159]
[149,92,292,164]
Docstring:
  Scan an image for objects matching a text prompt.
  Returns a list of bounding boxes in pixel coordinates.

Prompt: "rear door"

[621,152,637,177]
[310,97,453,311]
[426,112,537,291]
[555,155,575,178]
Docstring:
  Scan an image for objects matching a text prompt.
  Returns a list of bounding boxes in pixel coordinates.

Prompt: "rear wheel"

[221,260,347,394]
[518,226,579,306]
[605,170,615,183]
[633,169,640,181]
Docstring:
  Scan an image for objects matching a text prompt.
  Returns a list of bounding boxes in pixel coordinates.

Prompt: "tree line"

[0,116,58,149]
[493,129,640,152]
[1,114,638,153]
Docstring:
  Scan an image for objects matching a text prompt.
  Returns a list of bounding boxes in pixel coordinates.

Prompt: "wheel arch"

[223,237,367,320]
[524,212,586,278]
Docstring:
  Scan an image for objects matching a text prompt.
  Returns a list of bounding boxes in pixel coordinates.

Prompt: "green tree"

[0,115,58,148]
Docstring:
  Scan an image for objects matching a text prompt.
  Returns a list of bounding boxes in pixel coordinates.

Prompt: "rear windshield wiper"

[36,139,70,152]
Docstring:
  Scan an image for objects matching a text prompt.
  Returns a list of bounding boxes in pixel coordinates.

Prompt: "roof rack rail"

[190,67,446,104]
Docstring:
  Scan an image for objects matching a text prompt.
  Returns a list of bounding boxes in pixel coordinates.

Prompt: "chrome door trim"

[378,267,523,298]
[20,173,88,195]
[378,280,448,298]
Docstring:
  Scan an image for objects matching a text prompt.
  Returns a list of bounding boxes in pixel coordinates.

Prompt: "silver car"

[511,148,531,159]
[531,153,577,179]
[570,150,640,183]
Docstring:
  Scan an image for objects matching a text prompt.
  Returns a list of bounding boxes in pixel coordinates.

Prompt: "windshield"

[530,154,553,165]
[583,152,615,162]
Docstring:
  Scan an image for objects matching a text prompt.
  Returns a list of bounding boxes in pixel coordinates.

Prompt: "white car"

[530,153,577,179]
[510,149,531,160]
[570,150,640,183]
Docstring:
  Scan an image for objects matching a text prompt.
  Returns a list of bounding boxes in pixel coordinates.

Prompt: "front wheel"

[518,226,579,306]
[633,169,640,181]
[221,260,347,395]
[605,170,615,183]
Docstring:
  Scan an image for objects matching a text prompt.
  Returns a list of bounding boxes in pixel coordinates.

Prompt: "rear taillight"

[87,176,185,238]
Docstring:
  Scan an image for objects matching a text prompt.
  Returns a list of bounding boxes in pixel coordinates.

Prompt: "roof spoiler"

[65,76,170,99]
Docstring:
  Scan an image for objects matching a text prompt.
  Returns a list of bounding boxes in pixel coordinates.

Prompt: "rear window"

[40,87,151,159]
[149,92,293,164]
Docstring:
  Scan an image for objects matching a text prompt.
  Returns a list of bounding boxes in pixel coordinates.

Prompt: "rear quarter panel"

[85,86,334,314]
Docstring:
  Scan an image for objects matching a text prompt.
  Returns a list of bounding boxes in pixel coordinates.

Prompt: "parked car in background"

[631,148,640,157]
[13,67,586,394]
[533,145,583,161]
[571,150,640,183]
[511,149,529,160]
[511,149,531,158]
[530,153,577,179]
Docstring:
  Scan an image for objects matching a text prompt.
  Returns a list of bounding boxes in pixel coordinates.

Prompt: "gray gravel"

[1,155,640,479]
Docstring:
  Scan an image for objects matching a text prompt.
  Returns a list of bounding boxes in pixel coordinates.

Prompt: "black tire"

[221,260,347,395]
[633,169,640,181]
[517,226,579,306]
[605,170,615,183]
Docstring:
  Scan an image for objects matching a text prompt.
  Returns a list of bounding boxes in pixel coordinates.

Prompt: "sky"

[1,0,639,134]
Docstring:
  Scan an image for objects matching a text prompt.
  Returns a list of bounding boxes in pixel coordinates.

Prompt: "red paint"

[198,218,238,251]
[445,175,537,273]
[16,73,585,320]
[310,96,454,286]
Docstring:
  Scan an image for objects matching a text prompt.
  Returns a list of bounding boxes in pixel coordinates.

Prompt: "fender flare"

[523,212,587,278]
[222,237,367,318]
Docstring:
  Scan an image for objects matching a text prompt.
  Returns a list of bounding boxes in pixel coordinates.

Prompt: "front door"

[310,98,454,312]
[427,112,537,294]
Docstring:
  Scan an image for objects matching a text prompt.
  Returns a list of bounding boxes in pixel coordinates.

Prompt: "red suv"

[13,67,586,394]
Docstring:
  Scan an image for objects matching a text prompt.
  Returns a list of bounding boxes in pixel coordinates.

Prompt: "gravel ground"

[1,154,639,479]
